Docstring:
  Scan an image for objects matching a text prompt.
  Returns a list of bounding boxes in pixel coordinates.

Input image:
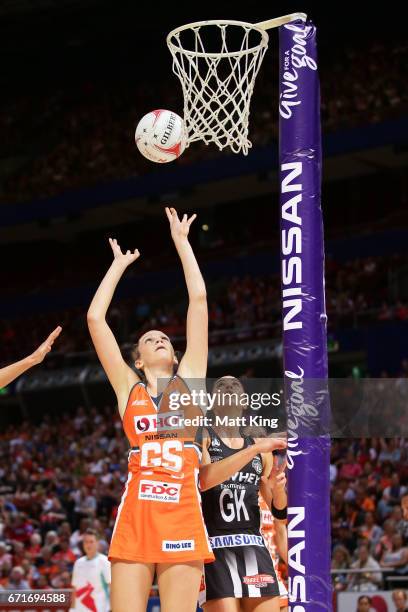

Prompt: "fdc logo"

[138,479,181,503]
[141,482,179,496]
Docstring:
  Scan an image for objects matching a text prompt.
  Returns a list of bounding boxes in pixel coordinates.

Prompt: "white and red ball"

[135,109,187,163]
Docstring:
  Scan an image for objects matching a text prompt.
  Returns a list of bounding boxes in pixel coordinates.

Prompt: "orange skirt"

[109,471,214,564]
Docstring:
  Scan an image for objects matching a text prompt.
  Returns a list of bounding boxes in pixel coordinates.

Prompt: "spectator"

[52,539,76,570]
[339,451,363,481]
[348,543,383,591]
[44,531,59,553]
[27,533,42,558]
[378,473,407,520]
[375,519,397,559]
[359,512,383,554]
[392,589,408,612]
[0,543,12,571]
[380,534,408,588]
[378,440,403,465]
[36,546,60,583]
[331,544,351,591]
[4,513,34,545]
[355,595,372,612]
[7,566,30,590]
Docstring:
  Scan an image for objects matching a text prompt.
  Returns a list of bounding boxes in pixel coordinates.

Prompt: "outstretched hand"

[109,238,140,267]
[31,326,62,365]
[165,207,197,243]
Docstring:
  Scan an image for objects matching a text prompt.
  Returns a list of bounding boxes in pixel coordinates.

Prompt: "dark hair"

[358,595,371,604]
[84,528,97,538]
[131,340,147,382]
[131,341,141,363]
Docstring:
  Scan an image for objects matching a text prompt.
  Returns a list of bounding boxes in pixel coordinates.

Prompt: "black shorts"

[199,538,280,604]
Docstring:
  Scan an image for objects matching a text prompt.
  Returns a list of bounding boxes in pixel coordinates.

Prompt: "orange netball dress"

[109,375,214,564]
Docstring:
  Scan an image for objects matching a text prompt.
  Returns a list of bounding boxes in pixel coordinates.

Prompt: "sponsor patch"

[134,411,183,434]
[138,479,181,503]
[162,539,195,551]
[209,534,265,548]
[261,509,273,525]
[134,414,157,434]
[243,574,275,588]
[252,457,263,475]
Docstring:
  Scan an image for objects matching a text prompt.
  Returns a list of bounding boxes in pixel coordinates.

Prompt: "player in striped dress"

[199,376,288,612]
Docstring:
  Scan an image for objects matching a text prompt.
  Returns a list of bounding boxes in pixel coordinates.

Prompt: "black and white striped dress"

[199,427,280,603]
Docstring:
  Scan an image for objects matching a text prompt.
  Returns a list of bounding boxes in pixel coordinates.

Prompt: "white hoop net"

[167,20,269,155]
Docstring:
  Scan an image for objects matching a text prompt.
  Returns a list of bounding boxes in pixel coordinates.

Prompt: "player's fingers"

[187,213,197,226]
[46,326,62,344]
[165,207,172,222]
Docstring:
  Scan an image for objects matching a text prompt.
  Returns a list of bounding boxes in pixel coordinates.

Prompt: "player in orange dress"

[87,208,286,612]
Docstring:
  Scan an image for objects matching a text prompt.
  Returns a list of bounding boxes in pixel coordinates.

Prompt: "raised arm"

[165,207,207,379]
[87,239,140,412]
[200,436,287,492]
[0,326,62,388]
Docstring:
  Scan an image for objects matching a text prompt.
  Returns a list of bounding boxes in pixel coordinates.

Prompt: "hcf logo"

[135,416,154,433]
[134,412,182,434]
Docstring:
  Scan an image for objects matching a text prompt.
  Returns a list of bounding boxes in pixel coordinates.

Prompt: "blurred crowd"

[331,434,408,592]
[0,406,126,592]
[0,39,407,204]
[1,252,408,366]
